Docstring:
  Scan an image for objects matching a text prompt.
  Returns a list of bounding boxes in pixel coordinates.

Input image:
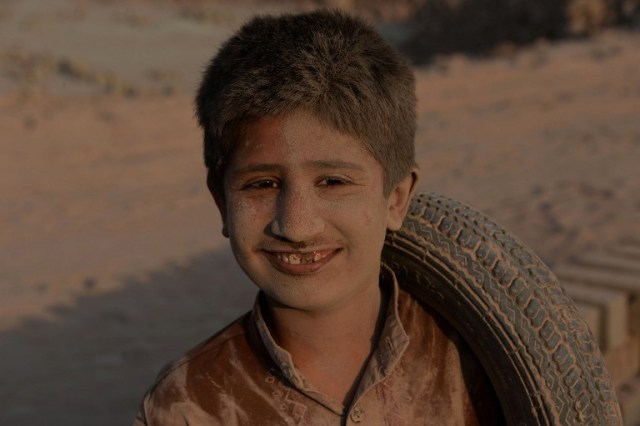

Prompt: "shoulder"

[396,287,505,424]
[155,313,250,386]
[396,286,482,385]
[397,286,475,364]
[397,286,460,340]
[136,313,256,425]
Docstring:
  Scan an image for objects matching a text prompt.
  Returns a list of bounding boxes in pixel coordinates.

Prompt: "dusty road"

[0,0,638,424]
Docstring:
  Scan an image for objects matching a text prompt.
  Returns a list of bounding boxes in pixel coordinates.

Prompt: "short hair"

[195,9,416,198]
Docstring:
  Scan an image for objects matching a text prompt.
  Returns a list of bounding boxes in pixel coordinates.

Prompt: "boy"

[134,10,502,425]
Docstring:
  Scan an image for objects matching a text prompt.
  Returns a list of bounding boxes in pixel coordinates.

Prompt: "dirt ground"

[1,0,639,424]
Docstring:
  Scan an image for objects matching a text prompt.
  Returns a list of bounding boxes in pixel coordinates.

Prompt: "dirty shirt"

[133,266,503,425]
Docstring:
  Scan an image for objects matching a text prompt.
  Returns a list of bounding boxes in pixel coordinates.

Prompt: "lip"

[262,248,341,275]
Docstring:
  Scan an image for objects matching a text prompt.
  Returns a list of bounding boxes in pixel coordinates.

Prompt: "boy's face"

[216,111,415,314]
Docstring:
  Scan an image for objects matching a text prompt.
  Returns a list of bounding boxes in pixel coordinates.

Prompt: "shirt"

[133,265,503,425]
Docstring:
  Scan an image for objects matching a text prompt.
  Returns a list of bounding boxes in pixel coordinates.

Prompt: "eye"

[243,179,279,190]
[318,176,350,187]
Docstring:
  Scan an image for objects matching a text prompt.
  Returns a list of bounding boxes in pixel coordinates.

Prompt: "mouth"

[262,248,341,274]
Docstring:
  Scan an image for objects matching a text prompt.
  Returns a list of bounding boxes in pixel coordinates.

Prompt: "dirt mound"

[311,0,639,62]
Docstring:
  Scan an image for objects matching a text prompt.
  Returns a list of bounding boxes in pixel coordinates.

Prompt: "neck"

[263,281,388,406]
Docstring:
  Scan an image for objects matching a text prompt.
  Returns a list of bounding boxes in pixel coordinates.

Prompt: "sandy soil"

[1,0,638,424]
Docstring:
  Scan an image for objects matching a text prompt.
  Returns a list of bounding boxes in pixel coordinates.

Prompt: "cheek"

[334,199,389,244]
[226,197,249,231]
[226,196,271,240]
[361,211,376,230]
[361,198,390,228]
[226,199,261,266]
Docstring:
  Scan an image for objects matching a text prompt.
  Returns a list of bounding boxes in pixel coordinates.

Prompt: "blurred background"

[1,0,639,424]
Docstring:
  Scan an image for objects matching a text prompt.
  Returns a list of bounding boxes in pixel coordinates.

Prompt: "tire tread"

[384,193,622,425]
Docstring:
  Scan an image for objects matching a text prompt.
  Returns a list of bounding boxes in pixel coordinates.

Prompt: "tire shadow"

[0,246,256,426]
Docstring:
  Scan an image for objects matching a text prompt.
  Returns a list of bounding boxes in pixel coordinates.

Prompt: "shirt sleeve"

[132,398,148,426]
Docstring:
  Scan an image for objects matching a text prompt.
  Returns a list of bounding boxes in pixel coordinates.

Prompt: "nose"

[269,186,325,243]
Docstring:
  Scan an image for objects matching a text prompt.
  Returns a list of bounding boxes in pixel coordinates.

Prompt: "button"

[350,407,365,423]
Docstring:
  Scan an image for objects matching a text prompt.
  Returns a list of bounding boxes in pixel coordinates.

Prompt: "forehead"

[228,111,378,169]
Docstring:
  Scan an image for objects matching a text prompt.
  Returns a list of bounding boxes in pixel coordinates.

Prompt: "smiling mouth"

[262,248,340,273]
[274,250,332,265]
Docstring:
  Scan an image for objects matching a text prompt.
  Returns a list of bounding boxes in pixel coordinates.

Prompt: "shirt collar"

[250,264,409,410]
[361,263,410,386]
[252,295,307,388]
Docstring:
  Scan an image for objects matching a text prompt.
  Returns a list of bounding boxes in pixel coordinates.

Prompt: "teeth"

[276,251,329,265]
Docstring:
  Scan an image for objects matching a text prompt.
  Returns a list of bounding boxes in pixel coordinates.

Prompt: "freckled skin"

[222,111,399,314]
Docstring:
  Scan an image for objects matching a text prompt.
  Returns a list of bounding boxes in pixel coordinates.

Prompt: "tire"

[383,192,622,425]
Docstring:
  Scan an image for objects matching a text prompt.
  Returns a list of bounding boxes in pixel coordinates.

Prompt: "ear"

[207,172,229,238]
[386,166,420,231]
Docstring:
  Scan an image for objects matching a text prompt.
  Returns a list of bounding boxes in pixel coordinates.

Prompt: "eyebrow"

[231,164,283,175]
[231,160,366,175]
[306,160,366,172]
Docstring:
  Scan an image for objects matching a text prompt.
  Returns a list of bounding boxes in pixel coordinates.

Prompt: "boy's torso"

[134,271,503,426]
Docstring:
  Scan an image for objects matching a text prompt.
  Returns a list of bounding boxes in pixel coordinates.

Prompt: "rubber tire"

[382,193,622,425]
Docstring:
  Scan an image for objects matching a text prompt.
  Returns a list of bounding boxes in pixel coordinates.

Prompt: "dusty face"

[219,111,414,314]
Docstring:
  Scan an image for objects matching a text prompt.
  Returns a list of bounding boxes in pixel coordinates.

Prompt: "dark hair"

[195,9,416,198]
